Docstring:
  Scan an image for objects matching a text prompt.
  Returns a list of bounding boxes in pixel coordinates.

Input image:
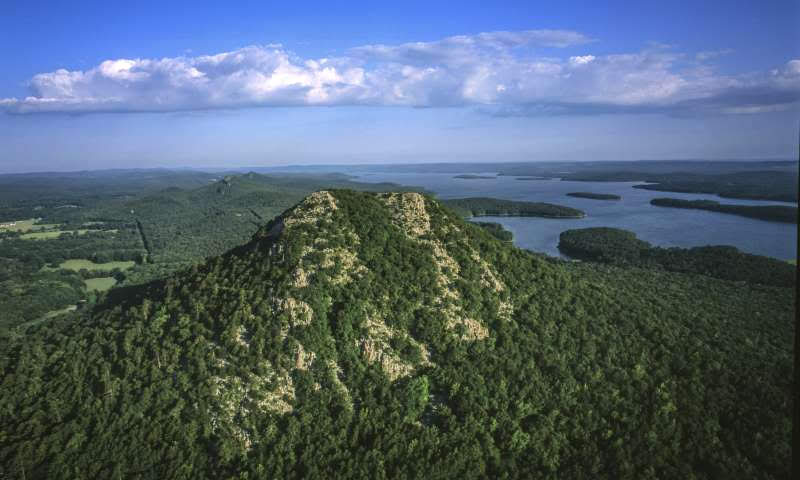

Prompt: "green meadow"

[84,277,117,292]
[48,259,135,271]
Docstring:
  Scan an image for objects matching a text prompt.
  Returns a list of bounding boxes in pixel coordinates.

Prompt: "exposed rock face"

[356,308,432,381]
[377,192,507,340]
[138,191,513,452]
[282,297,313,327]
[283,190,339,228]
[210,364,295,450]
[380,192,431,236]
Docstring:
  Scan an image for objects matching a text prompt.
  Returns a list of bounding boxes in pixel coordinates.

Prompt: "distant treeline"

[650,198,798,223]
[632,171,798,202]
[566,192,621,200]
[558,227,796,288]
[443,197,585,218]
[512,166,799,202]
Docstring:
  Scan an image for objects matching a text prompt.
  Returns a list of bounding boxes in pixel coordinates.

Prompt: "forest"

[632,171,799,202]
[0,171,412,334]
[0,190,793,479]
[558,226,796,288]
[650,198,798,223]
[472,221,513,241]
[442,197,585,218]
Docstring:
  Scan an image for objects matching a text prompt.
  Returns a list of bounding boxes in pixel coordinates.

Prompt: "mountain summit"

[1,190,793,479]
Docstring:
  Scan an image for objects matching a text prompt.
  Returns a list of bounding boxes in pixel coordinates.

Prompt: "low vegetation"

[84,277,118,292]
[48,259,136,272]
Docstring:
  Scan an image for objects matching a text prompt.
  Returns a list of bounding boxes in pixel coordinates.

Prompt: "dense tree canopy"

[558,227,796,288]
[472,221,513,241]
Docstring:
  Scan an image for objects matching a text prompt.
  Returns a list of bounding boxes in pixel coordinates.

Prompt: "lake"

[353,172,798,261]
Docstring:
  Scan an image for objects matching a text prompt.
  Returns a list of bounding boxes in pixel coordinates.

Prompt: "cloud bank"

[2,30,798,116]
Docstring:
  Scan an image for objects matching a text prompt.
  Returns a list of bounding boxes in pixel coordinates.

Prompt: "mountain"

[0,190,794,479]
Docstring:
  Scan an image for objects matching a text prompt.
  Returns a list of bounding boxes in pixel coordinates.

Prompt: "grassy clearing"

[0,218,38,232]
[20,229,88,240]
[49,259,136,271]
[84,277,117,292]
[20,231,64,240]
[44,304,78,319]
[0,218,64,232]
[30,223,62,231]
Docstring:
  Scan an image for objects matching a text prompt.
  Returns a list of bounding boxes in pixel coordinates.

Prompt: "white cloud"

[569,55,595,66]
[1,30,798,115]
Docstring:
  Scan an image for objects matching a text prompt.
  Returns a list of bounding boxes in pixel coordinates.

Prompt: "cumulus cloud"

[1,30,798,115]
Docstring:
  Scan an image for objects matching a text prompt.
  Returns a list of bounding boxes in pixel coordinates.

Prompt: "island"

[515,176,550,181]
[566,192,621,200]
[650,198,797,223]
[558,226,795,288]
[498,161,798,202]
[453,174,496,179]
[442,197,585,218]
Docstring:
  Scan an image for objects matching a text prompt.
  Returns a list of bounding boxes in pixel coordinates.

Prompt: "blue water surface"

[354,172,797,261]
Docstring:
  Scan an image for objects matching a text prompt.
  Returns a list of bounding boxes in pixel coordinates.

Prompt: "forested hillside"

[558,227,796,288]
[0,191,793,479]
[0,171,409,333]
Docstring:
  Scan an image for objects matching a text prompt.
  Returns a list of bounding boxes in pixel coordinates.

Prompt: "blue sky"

[1,0,798,173]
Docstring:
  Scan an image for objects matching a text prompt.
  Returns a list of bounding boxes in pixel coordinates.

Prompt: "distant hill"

[0,191,793,479]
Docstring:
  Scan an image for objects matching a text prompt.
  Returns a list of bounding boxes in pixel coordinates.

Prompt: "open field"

[29,223,62,231]
[43,304,78,319]
[0,218,39,231]
[20,229,89,240]
[0,218,65,232]
[84,277,117,291]
[49,259,136,271]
